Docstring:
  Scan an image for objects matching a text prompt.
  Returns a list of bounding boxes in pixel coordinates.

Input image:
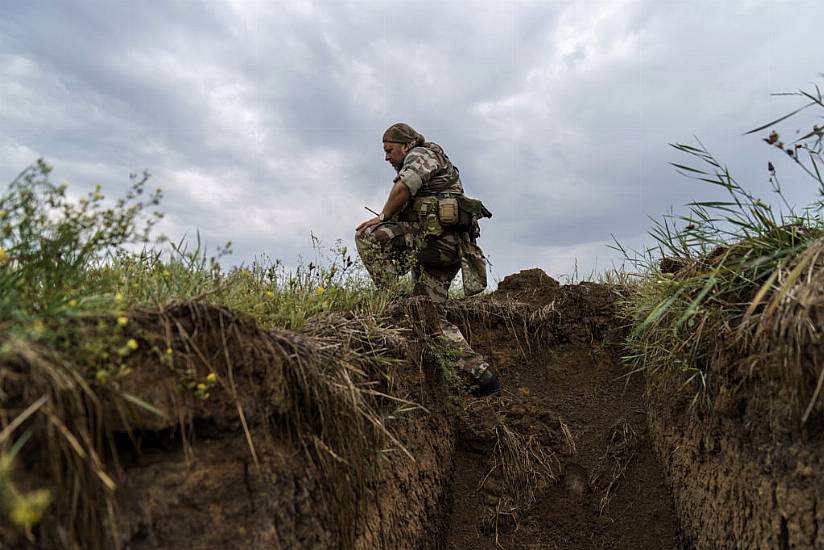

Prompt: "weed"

[617,79,824,414]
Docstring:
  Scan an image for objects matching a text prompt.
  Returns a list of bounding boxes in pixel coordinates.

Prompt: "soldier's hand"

[356,216,381,234]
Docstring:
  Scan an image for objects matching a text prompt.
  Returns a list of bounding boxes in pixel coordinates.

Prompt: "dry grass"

[738,237,824,422]
[481,422,559,514]
[1,337,120,549]
[446,296,566,363]
[590,417,639,515]
[477,419,560,547]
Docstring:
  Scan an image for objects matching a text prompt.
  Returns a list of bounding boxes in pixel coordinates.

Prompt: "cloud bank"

[1,0,822,282]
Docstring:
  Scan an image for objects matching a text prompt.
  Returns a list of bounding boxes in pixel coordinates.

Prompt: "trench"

[6,277,685,549]
[14,270,824,549]
[104,278,682,549]
[435,314,679,549]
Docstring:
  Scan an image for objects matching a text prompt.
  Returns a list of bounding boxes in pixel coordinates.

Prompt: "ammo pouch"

[412,197,443,237]
[411,194,492,236]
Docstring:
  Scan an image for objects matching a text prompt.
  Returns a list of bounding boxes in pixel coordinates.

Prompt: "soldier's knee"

[362,227,395,246]
[389,235,409,249]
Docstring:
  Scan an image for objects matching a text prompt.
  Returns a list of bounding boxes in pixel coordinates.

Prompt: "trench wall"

[115,403,457,550]
[646,379,824,549]
[3,302,462,550]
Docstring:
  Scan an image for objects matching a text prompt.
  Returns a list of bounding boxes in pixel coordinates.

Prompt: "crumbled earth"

[443,270,678,549]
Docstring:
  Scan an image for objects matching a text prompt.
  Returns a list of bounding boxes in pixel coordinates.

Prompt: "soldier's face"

[383,142,411,171]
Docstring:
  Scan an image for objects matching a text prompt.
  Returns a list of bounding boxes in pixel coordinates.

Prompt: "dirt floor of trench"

[441,273,679,549]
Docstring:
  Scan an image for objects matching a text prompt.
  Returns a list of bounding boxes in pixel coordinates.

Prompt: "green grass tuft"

[617,79,824,410]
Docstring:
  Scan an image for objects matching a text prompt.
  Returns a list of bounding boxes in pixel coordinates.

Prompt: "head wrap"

[382,123,425,146]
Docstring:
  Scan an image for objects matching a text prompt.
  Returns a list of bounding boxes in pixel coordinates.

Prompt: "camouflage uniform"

[356,140,490,379]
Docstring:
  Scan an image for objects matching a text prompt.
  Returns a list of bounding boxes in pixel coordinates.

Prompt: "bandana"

[382,123,425,146]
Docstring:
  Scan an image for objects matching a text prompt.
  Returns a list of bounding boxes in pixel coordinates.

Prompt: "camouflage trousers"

[356,220,461,302]
[355,221,489,379]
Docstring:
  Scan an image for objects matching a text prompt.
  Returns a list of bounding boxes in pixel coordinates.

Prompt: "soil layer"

[646,372,824,549]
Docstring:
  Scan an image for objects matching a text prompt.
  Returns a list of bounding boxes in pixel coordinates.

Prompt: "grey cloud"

[1,0,822,282]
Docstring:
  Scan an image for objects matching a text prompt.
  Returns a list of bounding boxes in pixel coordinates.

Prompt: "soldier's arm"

[355,180,411,233]
[380,180,411,219]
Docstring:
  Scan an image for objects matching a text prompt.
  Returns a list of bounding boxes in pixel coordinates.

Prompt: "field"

[2,84,824,548]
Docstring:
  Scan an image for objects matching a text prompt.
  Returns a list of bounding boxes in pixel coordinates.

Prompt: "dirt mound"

[495,268,561,306]
[449,268,622,348]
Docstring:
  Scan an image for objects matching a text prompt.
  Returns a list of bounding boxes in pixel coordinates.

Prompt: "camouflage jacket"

[394,142,464,197]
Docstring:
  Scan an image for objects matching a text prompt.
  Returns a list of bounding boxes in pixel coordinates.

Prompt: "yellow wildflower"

[126,339,139,350]
[265,290,274,298]
[162,269,172,277]
[117,316,129,326]
[9,489,51,530]
[206,373,217,383]
[96,370,109,382]
[114,292,125,302]
[316,287,325,295]
[0,247,8,265]
[166,347,173,355]
[196,383,207,392]
[68,299,78,307]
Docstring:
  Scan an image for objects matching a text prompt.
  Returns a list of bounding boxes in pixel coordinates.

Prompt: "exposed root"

[559,418,577,455]
[480,496,519,548]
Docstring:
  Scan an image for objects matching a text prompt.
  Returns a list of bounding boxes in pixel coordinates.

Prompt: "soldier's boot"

[439,320,501,397]
[471,367,501,397]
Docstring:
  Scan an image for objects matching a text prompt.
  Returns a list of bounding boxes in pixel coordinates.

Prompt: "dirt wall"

[2,302,460,550]
[646,375,824,549]
[114,400,457,550]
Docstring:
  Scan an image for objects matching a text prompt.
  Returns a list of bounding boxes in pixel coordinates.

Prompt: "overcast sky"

[2,0,822,283]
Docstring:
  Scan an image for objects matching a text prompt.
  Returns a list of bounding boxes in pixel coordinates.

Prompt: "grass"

[0,160,415,546]
[617,79,824,413]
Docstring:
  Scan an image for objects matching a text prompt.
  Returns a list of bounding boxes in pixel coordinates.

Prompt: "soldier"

[355,123,500,396]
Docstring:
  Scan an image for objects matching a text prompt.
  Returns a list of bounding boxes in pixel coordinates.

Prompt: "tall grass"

[620,80,824,408]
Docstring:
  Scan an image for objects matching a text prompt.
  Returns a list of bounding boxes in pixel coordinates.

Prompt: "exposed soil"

[3,269,682,549]
[645,346,824,549]
[442,270,678,549]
